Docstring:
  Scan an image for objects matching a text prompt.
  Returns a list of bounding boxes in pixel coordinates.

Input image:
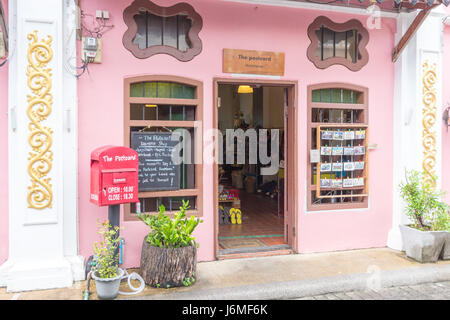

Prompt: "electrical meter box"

[90,146,139,207]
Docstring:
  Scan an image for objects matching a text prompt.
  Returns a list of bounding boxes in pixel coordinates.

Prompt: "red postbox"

[90,146,139,206]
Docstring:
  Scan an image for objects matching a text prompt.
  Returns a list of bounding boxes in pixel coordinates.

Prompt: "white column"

[0,0,83,292]
[388,8,444,250]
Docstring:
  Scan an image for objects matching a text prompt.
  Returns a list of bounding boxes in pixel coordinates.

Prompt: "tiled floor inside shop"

[218,190,288,254]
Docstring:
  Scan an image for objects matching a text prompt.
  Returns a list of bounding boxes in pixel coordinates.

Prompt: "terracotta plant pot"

[92,267,124,300]
[399,225,448,263]
[140,239,197,288]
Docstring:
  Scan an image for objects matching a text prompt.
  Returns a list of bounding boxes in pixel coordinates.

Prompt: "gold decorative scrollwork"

[26,30,53,209]
[422,62,437,189]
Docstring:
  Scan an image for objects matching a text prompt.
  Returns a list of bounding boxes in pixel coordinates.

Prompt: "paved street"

[295,281,450,300]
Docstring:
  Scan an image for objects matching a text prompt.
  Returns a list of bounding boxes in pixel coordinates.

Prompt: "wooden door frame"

[212,78,299,259]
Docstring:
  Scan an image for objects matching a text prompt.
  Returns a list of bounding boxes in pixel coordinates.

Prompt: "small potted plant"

[399,170,450,262]
[137,200,202,288]
[91,219,124,299]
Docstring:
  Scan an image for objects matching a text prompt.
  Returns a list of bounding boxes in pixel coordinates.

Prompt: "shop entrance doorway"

[213,79,297,259]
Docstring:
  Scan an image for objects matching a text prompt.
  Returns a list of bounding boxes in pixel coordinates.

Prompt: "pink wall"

[0,0,8,265]
[77,0,396,267]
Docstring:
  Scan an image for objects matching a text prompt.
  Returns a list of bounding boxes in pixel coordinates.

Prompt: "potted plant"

[91,219,124,299]
[399,170,450,262]
[137,200,203,288]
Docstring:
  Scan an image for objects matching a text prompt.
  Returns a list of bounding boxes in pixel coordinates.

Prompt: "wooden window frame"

[124,75,203,221]
[122,0,203,62]
[307,16,369,72]
[306,83,369,212]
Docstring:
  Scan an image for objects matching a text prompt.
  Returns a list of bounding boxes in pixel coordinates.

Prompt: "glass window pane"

[314,29,322,60]
[171,83,195,99]
[328,109,342,123]
[353,92,360,104]
[157,105,196,120]
[130,104,157,120]
[312,108,329,122]
[342,90,352,103]
[133,14,148,49]
[160,197,197,211]
[322,28,334,60]
[171,83,184,98]
[130,104,144,120]
[178,15,192,52]
[148,14,163,47]
[144,82,157,97]
[162,16,178,48]
[312,90,321,102]
[335,31,347,59]
[343,110,353,123]
[320,89,331,103]
[183,85,195,99]
[185,105,195,120]
[346,30,357,63]
[130,83,144,97]
[157,82,171,98]
[331,89,342,103]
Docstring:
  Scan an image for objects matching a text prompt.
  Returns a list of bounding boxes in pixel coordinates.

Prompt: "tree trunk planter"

[140,239,197,288]
[399,225,449,263]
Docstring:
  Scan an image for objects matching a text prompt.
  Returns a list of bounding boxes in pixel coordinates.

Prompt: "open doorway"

[213,80,297,258]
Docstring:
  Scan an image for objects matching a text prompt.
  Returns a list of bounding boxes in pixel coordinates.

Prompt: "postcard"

[331,178,342,188]
[321,130,334,140]
[343,178,354,188]
[354,161,365,170]
[332,146,344,156]
[353,146,365,155]
[320,179,331,188]
[320,162,331,172]
[333,130,344,140]
[343,146,354,156]
[343,131,355,140]
[321,146,332,155]
[332,162,343,172]
[344,162,355,171]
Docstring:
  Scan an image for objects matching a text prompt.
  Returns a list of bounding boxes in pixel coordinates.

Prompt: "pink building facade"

[0,0,449,291]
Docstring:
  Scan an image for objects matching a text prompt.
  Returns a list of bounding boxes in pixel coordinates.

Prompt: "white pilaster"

[0,0,83,292]
[388,7,444,251]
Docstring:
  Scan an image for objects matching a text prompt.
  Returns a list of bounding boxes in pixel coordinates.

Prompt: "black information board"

[131,131,181,191]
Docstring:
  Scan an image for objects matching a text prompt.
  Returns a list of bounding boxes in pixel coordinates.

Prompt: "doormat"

[219,238,266,250]
[219,234,284,240]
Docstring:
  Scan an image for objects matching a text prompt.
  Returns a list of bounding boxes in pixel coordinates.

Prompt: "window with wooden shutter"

[123,0,203,62]
[124,76,203,220]
[307,16,369,71]
[307,83,369,211]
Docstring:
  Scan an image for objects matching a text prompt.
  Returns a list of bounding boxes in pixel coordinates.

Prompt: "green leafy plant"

[182,276,196,287]
[92,219,122,278]
[399,170,450,231]
[137,200,203,248]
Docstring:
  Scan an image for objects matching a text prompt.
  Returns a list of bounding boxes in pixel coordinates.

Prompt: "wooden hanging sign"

[222,48,285,76]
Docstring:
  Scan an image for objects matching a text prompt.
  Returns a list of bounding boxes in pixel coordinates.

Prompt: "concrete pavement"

[126,247,450,300]
[1,247,450,300]
[296,281,450,300]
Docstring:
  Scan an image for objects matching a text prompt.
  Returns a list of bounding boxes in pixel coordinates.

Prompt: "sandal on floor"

[236,209,242,225]
[219,205,225,224]
[224,207,231,224]
[230,208,237,224]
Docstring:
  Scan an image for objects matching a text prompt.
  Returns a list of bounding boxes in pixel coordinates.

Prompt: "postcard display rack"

[315,124,369,201]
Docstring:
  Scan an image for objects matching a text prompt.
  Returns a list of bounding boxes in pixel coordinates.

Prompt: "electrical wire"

[81,11,114,39]
[76,58,89,79]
